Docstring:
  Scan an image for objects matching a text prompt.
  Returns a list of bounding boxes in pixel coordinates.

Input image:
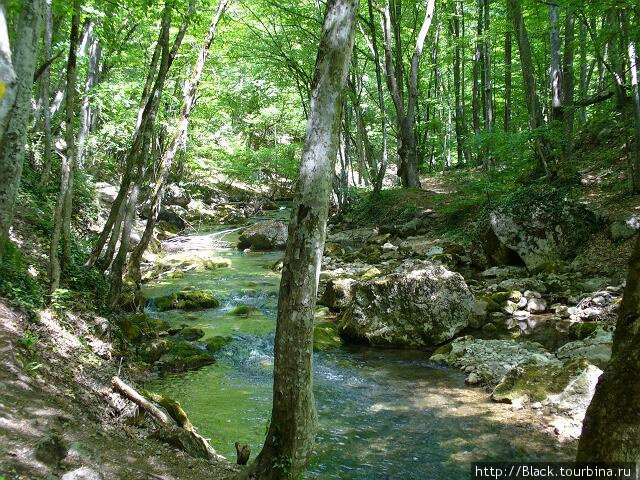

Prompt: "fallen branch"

[111,376,226,462]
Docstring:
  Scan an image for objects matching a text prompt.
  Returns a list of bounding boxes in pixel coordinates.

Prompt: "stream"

[143,214,573,479]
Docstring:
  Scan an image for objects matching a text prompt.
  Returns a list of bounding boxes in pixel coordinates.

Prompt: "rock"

[230,305,261,316]
[526,297,547,313]
[360,267,382,279]
[327,227,377,246]
[158,205,188,231]
[545,361,603,423]
[610,216,640,242]
[205,336,232,353]
[61,467,103,480]
[313,322,344,351]
[95,182,117,205]
[319,277,357,311]
[177,327,205,341]
[555,326,613,369]
[155,290,220,311]
[381,242,398,252]
[238,220,288,250]
[146,252,231,280]
[483,187,600,270]
[465,372,480,385]
[163,184,191,208]
[340,262,475,347]
[430,337,555,387]
[156,341,215,372]
[35,432,68,466]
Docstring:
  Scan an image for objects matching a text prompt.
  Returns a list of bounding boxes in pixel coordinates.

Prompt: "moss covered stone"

[155,290,220,312]
[156,340,215,372]
[205,336,233,353]
[313,322,343,351]
[177,327,205,341]
[117,313,169,343]
[230,305,261,316]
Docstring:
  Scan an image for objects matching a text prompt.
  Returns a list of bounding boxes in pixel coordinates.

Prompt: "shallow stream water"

[144,215,573,479]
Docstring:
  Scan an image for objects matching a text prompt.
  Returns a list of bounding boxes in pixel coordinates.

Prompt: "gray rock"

[95,182,117,205]
[163,184,191,208]
[341,262,474,347]
[327,227,377,246]
[555,326,613,368]
[61,467,103,480]
[319,277,357,311]
[526,297,547,313]
[610,216,640,242]
[238,220,288,250]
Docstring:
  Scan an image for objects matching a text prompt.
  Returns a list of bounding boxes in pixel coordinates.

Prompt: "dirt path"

[0,300,239,480]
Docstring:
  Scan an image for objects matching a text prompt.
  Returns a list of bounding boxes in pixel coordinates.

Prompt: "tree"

[0,4,16,140]
[0,0,44,259]
[577,232,640,460]
[238,0,358,478]
[381,0,436,188]
[50,0,81,293]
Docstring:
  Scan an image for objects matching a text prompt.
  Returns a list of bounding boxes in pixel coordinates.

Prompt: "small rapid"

[144,219,572,479]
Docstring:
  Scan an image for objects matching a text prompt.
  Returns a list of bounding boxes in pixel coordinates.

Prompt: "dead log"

[111,376,226,462]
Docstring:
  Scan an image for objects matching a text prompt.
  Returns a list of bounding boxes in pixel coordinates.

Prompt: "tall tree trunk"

[562,9,575,158]
[0,0,43,259]
[549,1,563,122]
[577,233,640,461]
[507,0,551,174]
[0,5,16,139]
[50,0,81,293]
[482,0,493,130]
[504,8,512,132]
[238,1,358,478]
[86,0,193,267]
[366,0,387,194]
[452,1,465,165]
[578,20,588,124]
[128,0,230,290]
[472,0,481,135]
[77,25,102,169]
[624,12,640,193]
[38,0,53,185]
[606,9,627,108]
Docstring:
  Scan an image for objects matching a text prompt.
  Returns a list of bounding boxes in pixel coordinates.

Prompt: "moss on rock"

[313,322,343,351]
[155,290,220,312]
[205,336,233,353]
[156,340,215,372]
[230,305,261,316]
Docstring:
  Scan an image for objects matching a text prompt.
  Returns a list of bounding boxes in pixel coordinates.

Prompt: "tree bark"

[623,12,640,193]
[482,0,493,131]
[49,0,81,293]
[38,0,53,185]
[128,0,230,289]
[549,1,562,122]
[504,8,512,132]
[238,1,358,478]
[452,1,467,165]
[507,0,550,174]
[578,20,588,124]
[0,4,16,139]
[562,8,575,157]
[0,0,44,259]
[77,24,102,169]
[577,233,640,461]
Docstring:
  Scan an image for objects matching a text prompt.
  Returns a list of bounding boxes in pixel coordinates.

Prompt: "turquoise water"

[144,223,573,479]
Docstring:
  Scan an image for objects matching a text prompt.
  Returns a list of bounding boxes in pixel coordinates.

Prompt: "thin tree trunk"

[452,2,464,165]
[562,9,575,158]
[507,0,551,174]
[482,0,493,131]
[549,1,563,122]
[577,233,640,461]
[50,0,80,293]
[578,21,588,124]
[472,0,481,135]
[504,8,512,132]
[77,26,102,169]
[238,1,358,478]
[623,12,640,193]
[128,0,230,289]
[366,0,387,194]
[38,0,53,185]
[99,195,127,271]
[0,0,43,258]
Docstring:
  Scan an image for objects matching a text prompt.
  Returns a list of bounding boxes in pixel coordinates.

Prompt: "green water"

[144,222,573,479]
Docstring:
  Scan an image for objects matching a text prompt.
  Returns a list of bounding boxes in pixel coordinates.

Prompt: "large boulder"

[481,187,600,270]
[95,181,118,205]
[163,184,191,208]
[238,220,288,250]
[327,227,377,247]
[319,277,357,311]
[340,262,475,347]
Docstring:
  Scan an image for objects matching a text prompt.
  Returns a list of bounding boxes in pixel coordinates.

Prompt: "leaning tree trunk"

[0,0,43,259]
[549,0,563,122]
[77,25,102,169]
[128,0,230,289]
[577,232,640,461]
[49,0,80,293]
[0,4,16,139]
[622,11,640,193]
[238,1,358,479]
[507,0,550,174]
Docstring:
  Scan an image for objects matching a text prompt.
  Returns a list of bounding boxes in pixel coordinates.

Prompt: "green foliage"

[345,188,421,226]
[216,144,301,185]
[0,242,44,315]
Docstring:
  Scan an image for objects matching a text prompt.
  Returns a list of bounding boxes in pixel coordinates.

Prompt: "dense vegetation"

[1,0,640,478]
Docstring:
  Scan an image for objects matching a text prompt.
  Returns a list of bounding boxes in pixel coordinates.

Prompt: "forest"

[0,0,639,478]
